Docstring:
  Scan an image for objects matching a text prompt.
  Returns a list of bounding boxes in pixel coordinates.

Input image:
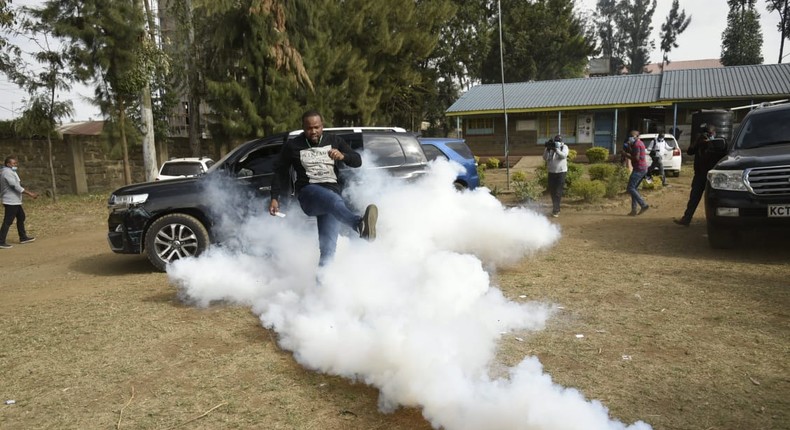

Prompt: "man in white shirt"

[0,156,38,249]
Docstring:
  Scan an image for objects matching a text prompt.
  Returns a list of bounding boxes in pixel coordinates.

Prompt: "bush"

[641,177,663,191]
[485,157,501,169]
[565,162,583,189]
[585,147,609,164]
[604,165,630,198]
[588,163,617,181]
[535,165,548,188]
[511,171,544,202]
[569,178,606,202]
[567,149,578,162]
[476,164,486,186]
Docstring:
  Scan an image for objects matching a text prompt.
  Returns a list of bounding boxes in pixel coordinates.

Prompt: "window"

[362,135,406,166]
[421,144,448,162]
[466,118,494,135]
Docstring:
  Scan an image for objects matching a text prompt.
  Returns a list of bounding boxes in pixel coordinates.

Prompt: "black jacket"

[270,133,362,201]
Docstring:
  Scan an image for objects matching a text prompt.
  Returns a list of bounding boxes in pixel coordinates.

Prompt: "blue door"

[594,112,614,151]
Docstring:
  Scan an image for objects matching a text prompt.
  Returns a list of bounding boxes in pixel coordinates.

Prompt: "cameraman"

[542,134,569,218]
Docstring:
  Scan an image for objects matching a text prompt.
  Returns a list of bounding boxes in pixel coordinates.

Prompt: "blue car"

[418,137,479,190]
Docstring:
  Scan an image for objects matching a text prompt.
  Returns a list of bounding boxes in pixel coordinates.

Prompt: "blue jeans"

[297,184,361,266]
[627,170,648,211]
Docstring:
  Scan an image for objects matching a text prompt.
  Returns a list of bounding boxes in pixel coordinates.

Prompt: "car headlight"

[707,169,747,191]
[108,193,149,210]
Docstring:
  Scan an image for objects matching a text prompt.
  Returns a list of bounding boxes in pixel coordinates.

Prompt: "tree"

[721,0,764,65]
[659,0,691,70]
[481,0,595,83]
[617,0,656,74]
[35,0,159,184]
[593,0,627,74]
[766,0,790,62]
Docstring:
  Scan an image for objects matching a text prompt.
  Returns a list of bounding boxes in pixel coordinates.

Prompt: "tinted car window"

[399,136,428,163]
[161,162,204,176]
[446,142,474,159]
[421,144,448,161]
[238,145,281,176]
[735,109,790,149]
[363,135,407,166]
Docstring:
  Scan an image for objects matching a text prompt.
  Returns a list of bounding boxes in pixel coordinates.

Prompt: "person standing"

[543,134,569,218]
[626,130,650,216]
[647,133,669,186]
[674,124,717,226]
[269,110,378,266]
[0,156,38,249]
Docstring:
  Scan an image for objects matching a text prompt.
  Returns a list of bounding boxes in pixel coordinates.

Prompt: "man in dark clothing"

[626,130,650,216]
[269,110,378,266]
[674,124,716,226]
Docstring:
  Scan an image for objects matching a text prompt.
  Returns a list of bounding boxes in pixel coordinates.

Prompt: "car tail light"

[673,148,681,156]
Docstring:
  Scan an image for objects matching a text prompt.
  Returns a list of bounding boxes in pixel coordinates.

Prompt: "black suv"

[107,129,428,270]
[704,103,790,248]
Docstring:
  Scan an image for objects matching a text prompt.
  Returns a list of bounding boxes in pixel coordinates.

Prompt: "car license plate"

[768,205,790,217]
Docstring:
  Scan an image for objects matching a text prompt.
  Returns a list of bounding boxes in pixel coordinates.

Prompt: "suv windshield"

[735,109,790,149]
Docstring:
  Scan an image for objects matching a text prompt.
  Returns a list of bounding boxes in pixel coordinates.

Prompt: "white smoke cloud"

[168,158,651,430]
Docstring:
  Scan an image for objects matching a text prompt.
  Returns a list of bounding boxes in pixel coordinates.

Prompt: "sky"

[167,157,653,430]
[0,0,787,121]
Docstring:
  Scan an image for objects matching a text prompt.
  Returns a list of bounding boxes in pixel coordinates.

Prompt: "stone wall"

[0,136,227,196]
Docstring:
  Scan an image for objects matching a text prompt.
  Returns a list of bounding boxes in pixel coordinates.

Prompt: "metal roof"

[447,63,790,116]
[56,120,104,136]
[660,63,790,100]
[447,73,663,114]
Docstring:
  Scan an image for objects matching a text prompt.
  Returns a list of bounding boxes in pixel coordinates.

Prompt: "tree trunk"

[140,85,158,181]
[186,0,202,157]
[119,99,132,185]
[47,86,58,202]
[139,0,158,181]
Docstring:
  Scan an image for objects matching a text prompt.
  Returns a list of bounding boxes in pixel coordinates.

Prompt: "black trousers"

[682,172,707,221]
[0,204,28,243]
[547,171,566,214]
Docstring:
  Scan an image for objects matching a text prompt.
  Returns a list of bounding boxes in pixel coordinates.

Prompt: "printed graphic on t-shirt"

[300,146,337,184]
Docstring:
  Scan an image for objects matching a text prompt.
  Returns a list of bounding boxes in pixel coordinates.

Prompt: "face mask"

[628,137,635,143]
[11,166,17,171]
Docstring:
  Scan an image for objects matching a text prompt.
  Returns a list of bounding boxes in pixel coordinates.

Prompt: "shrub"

[565,162,583,189]
[485,157,501,169]
[569,178,606,202]
[511,171,544,202]
[535,165,548,188]
[604,165,630,198]
[585,147,609,164]
[641,177,663,191]
[476,165,486,185]
[567,149,578,162]
[588,163,617,181]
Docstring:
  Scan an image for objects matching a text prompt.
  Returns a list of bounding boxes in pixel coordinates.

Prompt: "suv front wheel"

[145,213,210,271]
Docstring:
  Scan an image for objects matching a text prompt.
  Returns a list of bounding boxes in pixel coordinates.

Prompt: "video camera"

[544,139,556,150]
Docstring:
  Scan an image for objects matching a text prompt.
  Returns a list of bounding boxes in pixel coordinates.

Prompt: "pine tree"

[766,0,790,63]
[721,0,764,65]
[617,0,656,74]
[481,0,594,83]
[659,0,691,70]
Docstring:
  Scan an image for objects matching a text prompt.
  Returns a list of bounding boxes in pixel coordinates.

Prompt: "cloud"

[167,159,651,430]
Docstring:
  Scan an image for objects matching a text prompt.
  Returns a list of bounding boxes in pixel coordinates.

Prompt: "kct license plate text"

[768,205,790,217]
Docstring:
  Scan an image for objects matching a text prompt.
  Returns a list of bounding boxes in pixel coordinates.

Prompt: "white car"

[156,157,215,181]
[639,133,681,177]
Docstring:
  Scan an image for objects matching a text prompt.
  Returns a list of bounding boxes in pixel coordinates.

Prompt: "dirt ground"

[0,166,788,429]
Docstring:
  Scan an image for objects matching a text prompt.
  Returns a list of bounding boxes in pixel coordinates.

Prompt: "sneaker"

[0,243,12,249]
[628,210,637,216]
[357,204,378,241]
[551,212,559,218]
[20,237,36,244]
[638,205,650,215]
[673,217,690,226]
[644,176,653,185]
